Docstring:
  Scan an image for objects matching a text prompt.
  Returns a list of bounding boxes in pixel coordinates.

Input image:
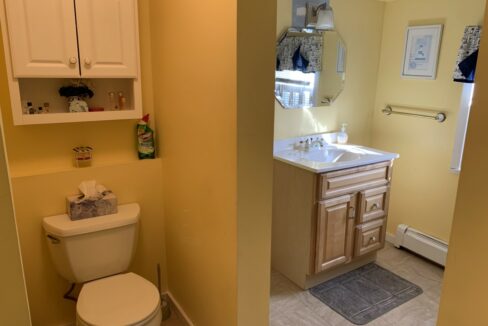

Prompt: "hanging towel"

[453,25,482,83]
[276,32,323,73]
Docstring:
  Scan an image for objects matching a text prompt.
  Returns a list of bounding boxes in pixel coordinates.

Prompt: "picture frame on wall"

[401,24,443,79]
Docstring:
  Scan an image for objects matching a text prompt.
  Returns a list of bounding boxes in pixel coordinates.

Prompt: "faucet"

[296,137,325,151]
[310,137,325,149]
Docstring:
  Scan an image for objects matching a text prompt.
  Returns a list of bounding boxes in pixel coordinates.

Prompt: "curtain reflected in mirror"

[275,29,346,109]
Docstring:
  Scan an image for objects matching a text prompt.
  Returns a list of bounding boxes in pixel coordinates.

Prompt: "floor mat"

[309,263,423,325]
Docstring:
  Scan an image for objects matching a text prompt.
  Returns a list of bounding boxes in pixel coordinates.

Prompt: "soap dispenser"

[337,123,349,144]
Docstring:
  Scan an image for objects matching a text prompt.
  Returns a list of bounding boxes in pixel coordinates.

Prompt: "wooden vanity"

[272,159,394,289]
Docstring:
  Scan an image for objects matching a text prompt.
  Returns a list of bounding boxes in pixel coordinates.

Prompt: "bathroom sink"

[274,144,399,173]
[298,148,362,163]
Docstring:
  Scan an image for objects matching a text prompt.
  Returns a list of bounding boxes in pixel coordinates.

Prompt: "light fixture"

[305,1,335,31]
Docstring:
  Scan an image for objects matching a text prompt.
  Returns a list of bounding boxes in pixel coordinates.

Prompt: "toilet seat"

[77,273,161,326]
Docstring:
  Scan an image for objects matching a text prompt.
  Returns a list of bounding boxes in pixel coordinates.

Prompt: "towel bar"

[382,105,447,123]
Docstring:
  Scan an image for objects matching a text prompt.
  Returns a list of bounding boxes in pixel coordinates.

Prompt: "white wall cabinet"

[4,0,80,78]
[75,0,139,78]
[4,0,138,78]
[0,0,142,125]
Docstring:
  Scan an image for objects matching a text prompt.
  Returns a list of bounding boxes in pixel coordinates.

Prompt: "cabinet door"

[355,219,386,257]
[315,195,355,273]
[4,0,79,77]
[357,185,390,224]
[75,0,139,78]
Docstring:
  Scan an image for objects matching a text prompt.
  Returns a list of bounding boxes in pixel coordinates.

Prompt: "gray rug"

[309,263,423,325]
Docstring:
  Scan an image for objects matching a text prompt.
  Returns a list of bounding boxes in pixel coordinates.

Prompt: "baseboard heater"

[394,224,448,266]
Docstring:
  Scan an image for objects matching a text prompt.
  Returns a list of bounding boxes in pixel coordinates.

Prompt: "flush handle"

[47,234,60,244]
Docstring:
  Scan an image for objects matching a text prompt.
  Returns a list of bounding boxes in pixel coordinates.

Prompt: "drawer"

[357,185,390,223]
[319,162,391,200]
[355,219,386,257]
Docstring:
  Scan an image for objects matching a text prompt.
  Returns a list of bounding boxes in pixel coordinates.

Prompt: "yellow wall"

[149,0,238,325]
[236,0,276,324]
[148,0,276,324]
[274,0,385,144]
[437,4,488,324]
[0,116,31,325]
[10,159,166,326]
[371,0,486,242]
[0,0,155,177]
[0,1,168,325]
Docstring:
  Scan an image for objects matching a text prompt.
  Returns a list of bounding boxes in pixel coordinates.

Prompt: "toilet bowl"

[76,273,161,326]
[42,203,162,326]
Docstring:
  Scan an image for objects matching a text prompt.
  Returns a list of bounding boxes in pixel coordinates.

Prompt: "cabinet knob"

[369,236,377,244]
[69,57,78,65]
[84,58,92,66]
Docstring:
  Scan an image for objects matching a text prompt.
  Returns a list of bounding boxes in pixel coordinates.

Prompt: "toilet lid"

[77,273,160,326]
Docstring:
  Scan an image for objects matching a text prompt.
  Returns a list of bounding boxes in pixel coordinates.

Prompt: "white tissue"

[68,181,117,220]
[79,180,102,200]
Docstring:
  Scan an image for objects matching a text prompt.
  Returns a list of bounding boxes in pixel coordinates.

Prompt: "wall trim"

[164,291,194,326]
[385,232,396,245]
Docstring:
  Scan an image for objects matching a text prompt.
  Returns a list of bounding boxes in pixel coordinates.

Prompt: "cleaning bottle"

[337,123,349,144]
[137,114,156,159]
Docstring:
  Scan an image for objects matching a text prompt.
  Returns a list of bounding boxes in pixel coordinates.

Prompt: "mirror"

[275,29,346,109]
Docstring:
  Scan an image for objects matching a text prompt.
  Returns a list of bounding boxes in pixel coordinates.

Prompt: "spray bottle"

[137,114,156,159]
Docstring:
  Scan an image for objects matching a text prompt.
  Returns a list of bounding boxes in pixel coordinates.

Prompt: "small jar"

[73,146,93,168]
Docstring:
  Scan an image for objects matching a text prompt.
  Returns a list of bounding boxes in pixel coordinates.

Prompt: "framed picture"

[402,25,443,79]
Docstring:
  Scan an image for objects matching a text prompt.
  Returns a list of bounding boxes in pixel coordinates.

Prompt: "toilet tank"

[42,203,140,283]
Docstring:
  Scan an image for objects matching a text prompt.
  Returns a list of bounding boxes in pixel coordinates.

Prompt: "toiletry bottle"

[118,92,125,110]
[337,123,349,144]
[27,102,35,115]
[22,101,30,115]
[109,92,118,110]
[43,102,50,113]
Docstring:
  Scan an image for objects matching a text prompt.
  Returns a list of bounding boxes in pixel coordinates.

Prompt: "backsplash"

[274,132,338,153]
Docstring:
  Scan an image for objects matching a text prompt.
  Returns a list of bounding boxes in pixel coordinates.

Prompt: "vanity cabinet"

[272,160,393,289]
[315,194,356,273]
[0,0,142,125]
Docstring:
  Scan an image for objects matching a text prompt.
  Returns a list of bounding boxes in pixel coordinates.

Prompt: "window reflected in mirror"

[275,29,346,109]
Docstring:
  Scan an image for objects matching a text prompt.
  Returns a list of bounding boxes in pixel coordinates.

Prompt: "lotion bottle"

[337,123,349,144]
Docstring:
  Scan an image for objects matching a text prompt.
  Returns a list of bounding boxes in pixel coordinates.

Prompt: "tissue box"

[67,193,118,220]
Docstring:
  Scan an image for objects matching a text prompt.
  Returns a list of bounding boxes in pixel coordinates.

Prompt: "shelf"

[10,158,161,179]
[10,77,143,125]
[18,110,142,125]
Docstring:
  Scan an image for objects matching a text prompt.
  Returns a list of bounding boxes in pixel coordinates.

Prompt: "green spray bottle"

[137,114,155,159]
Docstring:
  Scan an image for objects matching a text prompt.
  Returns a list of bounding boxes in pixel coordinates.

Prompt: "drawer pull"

[370,203,379,211]
[368,236,377,244]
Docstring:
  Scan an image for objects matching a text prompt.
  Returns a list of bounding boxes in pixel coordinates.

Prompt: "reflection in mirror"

[275,29,346,109]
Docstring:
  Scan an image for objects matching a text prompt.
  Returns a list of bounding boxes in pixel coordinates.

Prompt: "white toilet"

[42,203,162,326]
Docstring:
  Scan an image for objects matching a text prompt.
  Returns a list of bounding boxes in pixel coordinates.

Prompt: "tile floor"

[270,243,444,326]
